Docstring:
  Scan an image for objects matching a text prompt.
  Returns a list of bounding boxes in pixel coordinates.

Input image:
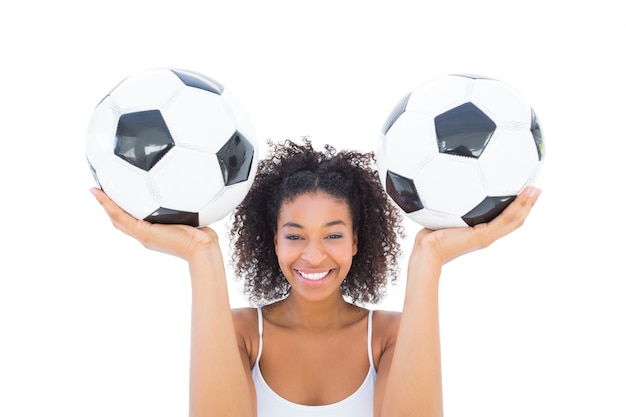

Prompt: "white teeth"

[298,270,330,281]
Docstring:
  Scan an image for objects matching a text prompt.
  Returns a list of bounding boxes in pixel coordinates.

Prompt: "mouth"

[296,269,333,282]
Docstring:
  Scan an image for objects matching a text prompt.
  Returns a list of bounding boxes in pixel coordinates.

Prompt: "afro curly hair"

[228,138,404,306]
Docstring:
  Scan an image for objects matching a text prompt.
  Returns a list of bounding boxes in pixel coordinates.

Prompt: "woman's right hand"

[90,187,220,262]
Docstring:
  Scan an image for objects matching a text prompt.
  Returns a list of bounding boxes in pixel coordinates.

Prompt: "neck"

[279,291,356,330]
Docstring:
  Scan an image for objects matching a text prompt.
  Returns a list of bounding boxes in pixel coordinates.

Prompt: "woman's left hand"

[412,186,542,265]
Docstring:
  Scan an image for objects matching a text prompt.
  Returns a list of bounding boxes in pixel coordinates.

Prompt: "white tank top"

[252,308,377,417]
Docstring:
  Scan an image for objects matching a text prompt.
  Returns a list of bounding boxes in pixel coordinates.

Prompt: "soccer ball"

[85,68,258,227]
[377,74,544,230]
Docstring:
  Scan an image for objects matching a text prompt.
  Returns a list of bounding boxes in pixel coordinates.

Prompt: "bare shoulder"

[372,310,402,338]
[231,307,259,368]
[373,309,402,323]
[371,310,401,368]
[231,307,258,326]
[231,307,259,339]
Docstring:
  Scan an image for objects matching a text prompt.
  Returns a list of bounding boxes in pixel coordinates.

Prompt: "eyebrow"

[281,220,347,229]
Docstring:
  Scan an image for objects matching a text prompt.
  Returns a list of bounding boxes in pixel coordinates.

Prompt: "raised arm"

[378,186,541,417]
[91,188,255,417]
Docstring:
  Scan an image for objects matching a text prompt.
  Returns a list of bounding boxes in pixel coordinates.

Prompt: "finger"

[90,187,120,213]
[90,187,145,237]
[506,186,541,223]
[484,186,541,242]
[90,187,108,205]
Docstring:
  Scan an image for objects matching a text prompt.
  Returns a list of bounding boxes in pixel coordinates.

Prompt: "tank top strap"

[255,307,264,367]
[367,310,374,368]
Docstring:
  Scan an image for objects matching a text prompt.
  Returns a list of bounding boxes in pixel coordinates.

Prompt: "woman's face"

[274,192,358,302]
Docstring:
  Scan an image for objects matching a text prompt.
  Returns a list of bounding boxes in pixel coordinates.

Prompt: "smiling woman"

[91,137,540,417]
[274,192,359,301]
[227,139,405,414]
[231,139,403,307]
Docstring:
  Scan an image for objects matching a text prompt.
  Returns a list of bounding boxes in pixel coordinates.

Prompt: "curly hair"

[228,138,404,306]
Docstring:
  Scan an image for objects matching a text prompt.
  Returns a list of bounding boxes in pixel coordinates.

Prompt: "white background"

[1,0,624,416]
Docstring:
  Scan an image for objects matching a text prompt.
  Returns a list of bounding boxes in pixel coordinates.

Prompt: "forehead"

[278,192,352,225]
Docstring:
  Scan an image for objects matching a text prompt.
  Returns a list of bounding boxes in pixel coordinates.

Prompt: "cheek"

[273,236,291,262]
[274,242,295,267]
[335,242,357,267]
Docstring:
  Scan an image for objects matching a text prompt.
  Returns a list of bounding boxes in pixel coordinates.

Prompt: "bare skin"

[91,185,540,417]
[232,193,401,407]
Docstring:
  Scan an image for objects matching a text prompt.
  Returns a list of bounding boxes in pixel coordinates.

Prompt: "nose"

[301,240,327,265]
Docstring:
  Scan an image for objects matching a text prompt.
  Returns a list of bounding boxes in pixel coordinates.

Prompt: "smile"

[297,270,332,281]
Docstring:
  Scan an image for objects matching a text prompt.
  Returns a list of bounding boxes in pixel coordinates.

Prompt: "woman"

[91,139,541,417]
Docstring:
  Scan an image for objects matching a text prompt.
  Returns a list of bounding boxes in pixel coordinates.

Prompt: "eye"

[285,234,303,241]
[326,233,343,239]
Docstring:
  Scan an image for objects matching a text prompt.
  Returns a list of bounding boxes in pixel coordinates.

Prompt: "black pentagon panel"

[145,207,199,227]
[381,93,411,135]
[530,108,545,161]
[435,102,496,158]
[462,195,516,227]
[216,131,255,185]
[115,110,175,171]
[171,69,224,95]
[386,170,423,213]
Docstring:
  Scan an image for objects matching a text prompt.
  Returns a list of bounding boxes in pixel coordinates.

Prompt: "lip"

[295,269,334,286]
